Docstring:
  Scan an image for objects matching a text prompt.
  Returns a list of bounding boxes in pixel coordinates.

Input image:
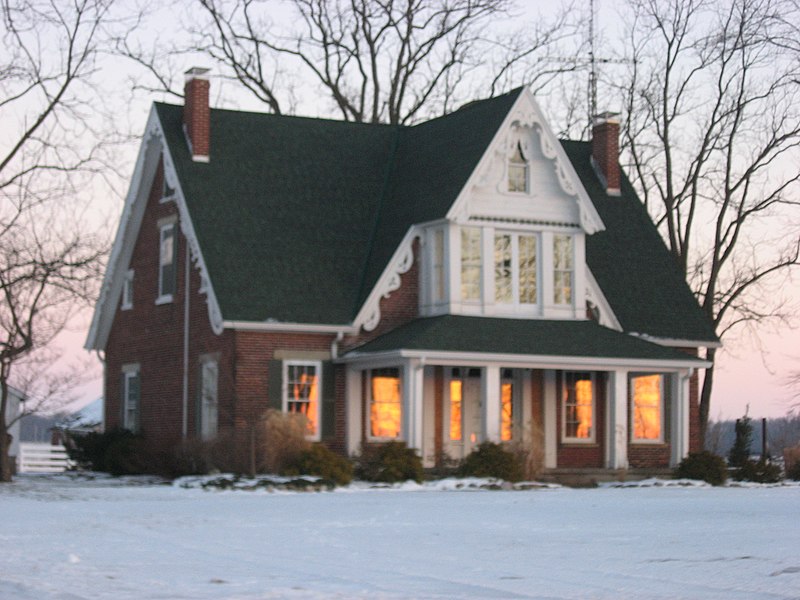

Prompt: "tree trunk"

[0,418,12,483]
[698,347,717,451]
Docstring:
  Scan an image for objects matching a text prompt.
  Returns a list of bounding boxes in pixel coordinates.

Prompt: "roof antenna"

[588,0,597,123]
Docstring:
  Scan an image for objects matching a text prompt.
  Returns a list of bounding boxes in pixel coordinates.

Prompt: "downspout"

[182,242,190,438]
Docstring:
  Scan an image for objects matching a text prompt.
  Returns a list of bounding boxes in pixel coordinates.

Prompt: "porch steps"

[540,468,673,488]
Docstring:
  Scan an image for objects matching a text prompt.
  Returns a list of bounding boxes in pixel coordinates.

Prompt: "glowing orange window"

[449,379,463,441]
[564,372,593,440]
[632,374,662,441]
[370,368,401,438]
[286,362,319,437]
[501,380,513,442]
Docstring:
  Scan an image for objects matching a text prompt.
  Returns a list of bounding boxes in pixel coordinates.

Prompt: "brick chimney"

[183,67,210,163]
[591,112,620,196]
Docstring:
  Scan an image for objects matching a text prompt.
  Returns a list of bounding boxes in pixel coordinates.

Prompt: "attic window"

[508,142,528,193]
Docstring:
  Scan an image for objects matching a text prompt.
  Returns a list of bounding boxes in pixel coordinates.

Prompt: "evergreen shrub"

[673,451,728,485]
[458,442,524,482]
[283,443,353,486]
[733,459,783,483]
[68,428,151,476]
[355,441,423,483]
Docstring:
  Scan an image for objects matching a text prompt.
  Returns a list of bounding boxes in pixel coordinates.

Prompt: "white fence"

[17,442,73,473]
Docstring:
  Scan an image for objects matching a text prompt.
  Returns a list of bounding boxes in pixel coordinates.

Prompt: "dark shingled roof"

[560,141,718,343]
[156,90,717,344]
[346,315,705,363]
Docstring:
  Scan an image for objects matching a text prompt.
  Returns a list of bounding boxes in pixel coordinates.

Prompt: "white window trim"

[366,367,404,442]
[630,373,666,445]
[282,359,322,442]
[459,227,483,305]
[121,364,140,432]
[561,371,597,444]
[156,220,177,304]
[121,269,134,310]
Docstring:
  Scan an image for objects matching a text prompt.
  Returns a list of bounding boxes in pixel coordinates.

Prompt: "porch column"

[403,359,425,453]
[606,369,628,470]
[345,367,362,456]
[670,370,691,466]
[482,366,501,443]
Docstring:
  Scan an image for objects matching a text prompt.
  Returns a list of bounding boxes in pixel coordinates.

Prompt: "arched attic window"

[508,141,528,193]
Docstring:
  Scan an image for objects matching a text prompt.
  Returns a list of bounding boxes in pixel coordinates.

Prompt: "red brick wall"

[628,444,670,468]
[556,371,606,468]
[105,160,234,450]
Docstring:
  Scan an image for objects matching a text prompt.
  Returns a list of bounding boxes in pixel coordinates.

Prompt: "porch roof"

[343,316,707,366]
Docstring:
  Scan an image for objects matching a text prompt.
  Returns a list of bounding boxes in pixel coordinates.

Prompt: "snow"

[1,475,799,599]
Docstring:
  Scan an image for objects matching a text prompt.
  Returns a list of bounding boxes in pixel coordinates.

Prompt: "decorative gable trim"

[353,228,417,332]
[448,89,605,235]
[585,269,622,331]
[85,106,224,351]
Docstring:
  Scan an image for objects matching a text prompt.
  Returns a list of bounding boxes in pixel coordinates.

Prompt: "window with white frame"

[284,361,321,439]
[461,227,482,302]
[494,232,538,306]
[369,367,402,439]
[508,141,528,193]
[432,229,445,303]
[158,222,177,301]
[122,367,141,432]
[631,374,664,442]
[562,371,594,442]
[553,234,574,305]
[449,376,462,442]
[121,269,134,310]
[199,358,218,440]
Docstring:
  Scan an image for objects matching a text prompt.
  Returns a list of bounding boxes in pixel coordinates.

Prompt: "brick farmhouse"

[86,68,719,476]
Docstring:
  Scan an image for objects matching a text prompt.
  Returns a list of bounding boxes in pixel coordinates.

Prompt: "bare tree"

[117,0,582,123]
[0,0,122,481]
[616,0,800,446]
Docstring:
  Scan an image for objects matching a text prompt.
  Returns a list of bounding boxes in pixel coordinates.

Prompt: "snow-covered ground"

[2,475,799,600]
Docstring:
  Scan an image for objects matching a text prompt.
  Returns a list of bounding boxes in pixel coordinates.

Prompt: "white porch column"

[671,370,691,466]
[606,369,629,470]
[403,359,425,453]
[482,366,501,443]
[345,367,363,456]
[543,370,558,469]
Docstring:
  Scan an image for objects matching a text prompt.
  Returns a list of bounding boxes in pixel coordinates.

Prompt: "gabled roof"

[135,89,716,346]
[155,89,522,325]
[343,315,708,367]
[560,141,718,344]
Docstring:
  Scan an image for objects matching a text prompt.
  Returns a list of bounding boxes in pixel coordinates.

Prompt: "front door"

[444,368,482,460]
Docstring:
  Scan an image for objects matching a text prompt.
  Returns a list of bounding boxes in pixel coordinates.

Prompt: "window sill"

[155,294,173,305]
[630,440,666,446]
[121,304,132,311]
[560,440,598,447]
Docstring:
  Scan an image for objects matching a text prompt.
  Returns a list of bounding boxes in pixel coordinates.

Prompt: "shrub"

[673,451,728,486]
[786,460,800,481]
[283,444,353,486]
[728,415,753,468]
[355,441,423,483]
[68,428,151,476]
[733,459,783,483]
[458,442,524,482]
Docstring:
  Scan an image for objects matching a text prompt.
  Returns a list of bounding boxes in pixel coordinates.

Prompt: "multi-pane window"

[370,368,402,439]
[199,359,218,440]
[500,369,514,442]
[632,374,663,442]
[432,229,445,303]
[508,141,528,193]
[494,232,538,306]
[122,368,141,432]
[158,222,177,300]
[122,269,134,310]
[461,228,482,302]
[285,361,320,438]
[553,234,574,305]
[563,372,594,441]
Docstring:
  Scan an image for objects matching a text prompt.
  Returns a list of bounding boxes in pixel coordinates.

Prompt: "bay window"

[461,228,482,302]
[494,232,538,306]
[553,234,573,305]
